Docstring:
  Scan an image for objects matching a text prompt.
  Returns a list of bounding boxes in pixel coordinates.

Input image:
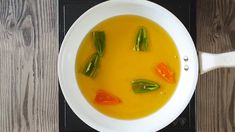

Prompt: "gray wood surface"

[0,0,234,132]
[0,0,58,132]
[197,0,235,132]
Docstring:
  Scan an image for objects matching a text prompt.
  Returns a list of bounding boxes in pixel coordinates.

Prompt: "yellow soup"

[75,15,180,119]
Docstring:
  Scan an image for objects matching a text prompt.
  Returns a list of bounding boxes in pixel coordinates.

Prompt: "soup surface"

[75,15,180,119]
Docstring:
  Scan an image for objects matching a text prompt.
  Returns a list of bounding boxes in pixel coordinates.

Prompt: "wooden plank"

[0,0,58,132]
[197,0,235,131]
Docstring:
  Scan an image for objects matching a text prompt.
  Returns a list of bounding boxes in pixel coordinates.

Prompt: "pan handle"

[199,51,235,74]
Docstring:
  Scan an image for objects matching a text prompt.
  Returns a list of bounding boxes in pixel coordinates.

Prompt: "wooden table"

[0,0,234,132]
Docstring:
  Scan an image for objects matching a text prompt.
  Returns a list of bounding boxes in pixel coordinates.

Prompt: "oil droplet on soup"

[75,15,180,119]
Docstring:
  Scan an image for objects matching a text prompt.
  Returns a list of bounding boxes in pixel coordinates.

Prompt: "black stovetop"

[59,0,196,131]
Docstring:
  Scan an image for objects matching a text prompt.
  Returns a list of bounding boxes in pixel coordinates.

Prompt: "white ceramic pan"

[58,0,235,131]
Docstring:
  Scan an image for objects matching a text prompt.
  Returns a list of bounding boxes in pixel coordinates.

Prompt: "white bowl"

[58,0,198,131]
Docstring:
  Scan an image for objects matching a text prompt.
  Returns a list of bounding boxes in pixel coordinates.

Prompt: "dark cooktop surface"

[59,0,196,131]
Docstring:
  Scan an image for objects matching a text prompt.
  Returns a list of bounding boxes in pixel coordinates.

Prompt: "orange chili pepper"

[155,63,175,83]
[95,90,121,105]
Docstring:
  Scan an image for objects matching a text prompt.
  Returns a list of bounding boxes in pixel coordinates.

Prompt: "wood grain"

[0,0,58,132]
[197,0,235,131]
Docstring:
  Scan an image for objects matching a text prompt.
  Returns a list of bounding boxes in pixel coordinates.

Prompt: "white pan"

[58,0,235,131]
